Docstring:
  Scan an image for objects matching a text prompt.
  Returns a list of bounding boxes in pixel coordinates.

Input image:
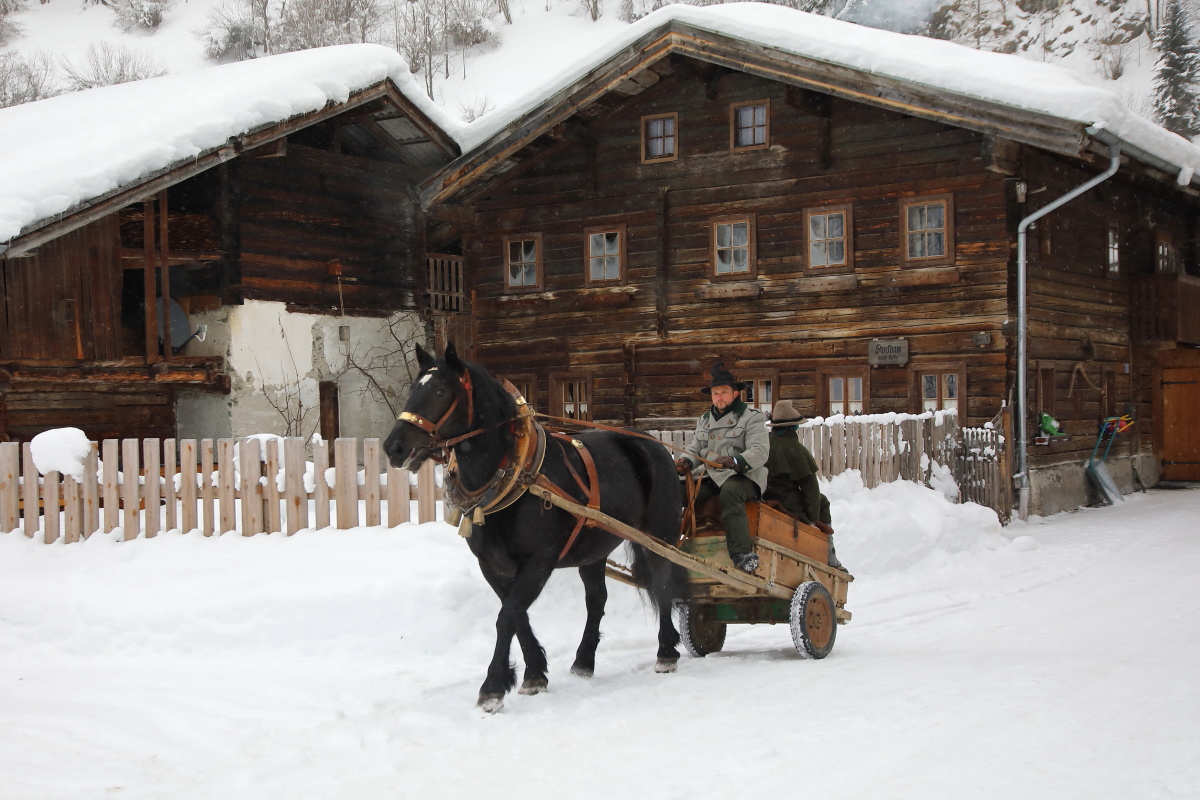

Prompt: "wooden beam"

[142,200,160,365]
[158,190,171,360]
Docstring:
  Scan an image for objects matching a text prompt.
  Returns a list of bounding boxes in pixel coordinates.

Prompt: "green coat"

[680,399,770,493]
[764,427,830,525]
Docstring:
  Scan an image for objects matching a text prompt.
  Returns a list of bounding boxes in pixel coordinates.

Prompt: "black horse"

[383,343,687,712]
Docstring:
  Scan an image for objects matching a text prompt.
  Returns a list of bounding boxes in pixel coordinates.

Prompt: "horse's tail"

[626,437,689,611]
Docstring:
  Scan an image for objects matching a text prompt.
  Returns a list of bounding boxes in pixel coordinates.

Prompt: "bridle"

[396,367,479,461]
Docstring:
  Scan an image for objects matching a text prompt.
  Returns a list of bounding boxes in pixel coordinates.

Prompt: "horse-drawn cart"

[528,484,853,661]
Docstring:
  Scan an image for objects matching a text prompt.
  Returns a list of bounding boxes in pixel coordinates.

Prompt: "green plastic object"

[1039,412,1062,436]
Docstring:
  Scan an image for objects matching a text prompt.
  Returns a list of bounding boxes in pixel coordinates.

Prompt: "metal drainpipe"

[1016,140,1121,520]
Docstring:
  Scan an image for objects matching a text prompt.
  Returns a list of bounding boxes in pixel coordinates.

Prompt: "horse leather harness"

[404,371,602,561]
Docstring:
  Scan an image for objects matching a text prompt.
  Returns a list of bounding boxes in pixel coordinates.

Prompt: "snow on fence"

[0,437,442,543]
[648,410,1011,522]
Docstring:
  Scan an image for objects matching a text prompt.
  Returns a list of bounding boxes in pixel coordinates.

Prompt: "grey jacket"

[680,399,771,493]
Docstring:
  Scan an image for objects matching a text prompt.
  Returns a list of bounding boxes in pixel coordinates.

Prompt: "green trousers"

[696,475,760,559]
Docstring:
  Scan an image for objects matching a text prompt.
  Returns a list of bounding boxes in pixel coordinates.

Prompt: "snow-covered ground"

[2,476,1197,799]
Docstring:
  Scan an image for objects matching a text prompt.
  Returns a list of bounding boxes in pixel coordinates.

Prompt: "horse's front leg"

[478,559,554,712]
[571,559,607,678]
[478,562,550,698]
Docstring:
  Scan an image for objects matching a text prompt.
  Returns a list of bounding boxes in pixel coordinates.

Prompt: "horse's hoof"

[518,678,548,695]
[655,657,679,674]
[570,663,594,678]
[478,695,505,713]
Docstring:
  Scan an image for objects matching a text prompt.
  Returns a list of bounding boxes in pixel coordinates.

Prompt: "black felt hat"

[699,361,746,394]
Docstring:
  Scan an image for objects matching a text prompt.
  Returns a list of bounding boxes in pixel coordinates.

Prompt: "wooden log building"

[0,52,459,443]
[418,10,1200,516]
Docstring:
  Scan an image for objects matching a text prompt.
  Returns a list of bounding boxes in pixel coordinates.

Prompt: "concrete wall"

[1029,452,1159,517]
[176,300,424,443]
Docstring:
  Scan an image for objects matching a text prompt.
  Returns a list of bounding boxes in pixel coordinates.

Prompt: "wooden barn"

[0,46,460,444]
[418,6,1200,516]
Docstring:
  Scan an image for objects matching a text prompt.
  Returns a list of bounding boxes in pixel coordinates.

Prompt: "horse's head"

[384,342,475,471]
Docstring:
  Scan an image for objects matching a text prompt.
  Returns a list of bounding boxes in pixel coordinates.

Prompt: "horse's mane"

[456,358,517,430]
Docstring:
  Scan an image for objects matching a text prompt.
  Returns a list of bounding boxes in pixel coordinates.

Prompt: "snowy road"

[1,482,1198,799]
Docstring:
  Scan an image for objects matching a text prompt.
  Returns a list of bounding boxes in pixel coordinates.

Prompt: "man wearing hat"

[674,362,770,574]
[763,400,845,571]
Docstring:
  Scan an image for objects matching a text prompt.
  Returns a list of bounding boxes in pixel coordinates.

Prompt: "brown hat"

[699,361,746,394]
[768,399,804,426]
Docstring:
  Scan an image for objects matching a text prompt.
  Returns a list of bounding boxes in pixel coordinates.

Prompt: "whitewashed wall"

[176,300,423,442]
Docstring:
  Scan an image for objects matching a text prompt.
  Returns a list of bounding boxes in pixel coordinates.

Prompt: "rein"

[534,412,725,470]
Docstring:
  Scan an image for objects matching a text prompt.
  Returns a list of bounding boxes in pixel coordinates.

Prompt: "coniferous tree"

[1154,0,1200,138]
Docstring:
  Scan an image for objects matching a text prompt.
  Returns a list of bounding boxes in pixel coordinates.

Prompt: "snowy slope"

[1,480,1198,799]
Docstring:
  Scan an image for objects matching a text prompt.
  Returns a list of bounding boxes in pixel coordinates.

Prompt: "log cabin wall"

[1015,145,1198,491]
[238,143,423,314]
[466,66,1010,428]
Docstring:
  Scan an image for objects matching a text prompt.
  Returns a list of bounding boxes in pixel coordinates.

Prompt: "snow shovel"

[1086,416,1131,506]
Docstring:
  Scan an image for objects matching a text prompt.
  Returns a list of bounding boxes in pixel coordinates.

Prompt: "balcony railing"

[1131,273,1200,345]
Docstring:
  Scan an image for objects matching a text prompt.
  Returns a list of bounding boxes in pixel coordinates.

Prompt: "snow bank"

[28,426,91,481]
[827,471,1005,575]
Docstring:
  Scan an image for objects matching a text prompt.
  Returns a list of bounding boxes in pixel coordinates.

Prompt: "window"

[585,225,625,284]
[901,195,954,266]
[916,367,965,414]
[712,216,756,277]
[504,234,542,291]
[1156,231,1177,274]
[804,204,852,272]
[731,100,769,149]
[1107,224,1120,276]
[1037,364,1057,418]
[505,373,537,411]
[641,113,677,163]
[551,375,591,421]
[822,372,867,417]
[741,375,776,417]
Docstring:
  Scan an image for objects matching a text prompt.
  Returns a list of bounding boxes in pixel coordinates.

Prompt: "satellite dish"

[156,297,207,354]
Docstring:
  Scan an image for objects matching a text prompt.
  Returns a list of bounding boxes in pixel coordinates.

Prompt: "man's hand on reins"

[674,458,692,476]
[713,456,736,470]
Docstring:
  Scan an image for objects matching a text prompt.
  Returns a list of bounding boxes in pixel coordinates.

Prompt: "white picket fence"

[0,437,442,543]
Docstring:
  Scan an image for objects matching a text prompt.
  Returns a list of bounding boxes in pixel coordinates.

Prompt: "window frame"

[738,370,779,418]
[502,232,544,293]
[710,214,757,280]
[911,363,967,417]
[550,373,593,422]
[730,99,771,151]
[900,194,955,267]
[583,223,627,286]
[504,373,538,412]
[1155,229,1177,274]
[803,203,854,274]
[1104,222,1121,277]
[640,112,679,164]
[1036,361,1058,419]
[818,368,870,417]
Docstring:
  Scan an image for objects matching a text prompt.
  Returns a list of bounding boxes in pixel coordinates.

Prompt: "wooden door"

[1160,367,1200,480]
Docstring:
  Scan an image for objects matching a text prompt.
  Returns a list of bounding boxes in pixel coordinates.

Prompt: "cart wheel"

[789,581,836,660]
[677,602,726,657]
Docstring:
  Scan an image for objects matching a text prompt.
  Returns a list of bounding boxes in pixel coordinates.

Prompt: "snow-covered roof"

[0,44,466,248]
[447,3,1200,196]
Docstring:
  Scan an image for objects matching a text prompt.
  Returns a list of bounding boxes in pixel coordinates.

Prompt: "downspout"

[1015,139,1121,520]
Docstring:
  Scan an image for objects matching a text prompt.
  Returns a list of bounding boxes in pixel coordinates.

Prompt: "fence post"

[180,440,198,534]
[163,439,177,533]
[313,439,330,530]
[264,439,282,534]
[22,443,37,538]
[283,438,308,535]
[386,465,410,527]
[417,460,437,523]
[143,438,161,538]
[63,474,82,544]
[239,438,264,536]
[217,439,236,534]
[121,438,140,540]
[201,439,215,536]
[102,440,119,533]
[363,439,382,528]
[0,442,18,533]
[83,443,99,538]
[43,472,60,544]
[334,438,359,530]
